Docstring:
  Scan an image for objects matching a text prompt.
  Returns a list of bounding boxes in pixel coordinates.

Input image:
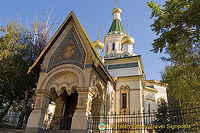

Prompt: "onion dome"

[121,33,135,46]
[113,0,122,15]
[112,7,122,15]
[107,1,125,35]
[108,19,125,34]
[93,39,104,51]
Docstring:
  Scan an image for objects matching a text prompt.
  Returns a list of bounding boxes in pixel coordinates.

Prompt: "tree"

[0,8,57,128]
[153,99,171,133]
[154,99,185,133]
[148,0,200,108]
[0,21,31,122]
[17,9,57,128]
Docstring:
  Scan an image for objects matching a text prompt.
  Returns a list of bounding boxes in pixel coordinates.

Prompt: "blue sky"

[0,0,167,80]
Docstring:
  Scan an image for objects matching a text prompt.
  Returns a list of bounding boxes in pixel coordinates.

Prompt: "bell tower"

[105,0,125,58]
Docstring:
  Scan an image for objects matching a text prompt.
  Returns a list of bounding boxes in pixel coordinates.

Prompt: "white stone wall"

[154,85,167,102]
[108,67,140,77]
[122,43,134,54]
[115,78,143,113]
[105,34,124,55]
[113,12,121,20]
[144,81,168,113]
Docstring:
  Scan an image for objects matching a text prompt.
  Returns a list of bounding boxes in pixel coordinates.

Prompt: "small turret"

[93,27,104,56]
[112,0,122,21]
[105,0,125,58]
[121,30,135,55]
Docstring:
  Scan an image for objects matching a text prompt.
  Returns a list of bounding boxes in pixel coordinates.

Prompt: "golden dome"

[121,34,135,45]
[113,7,122,15]
[93,39,104,51]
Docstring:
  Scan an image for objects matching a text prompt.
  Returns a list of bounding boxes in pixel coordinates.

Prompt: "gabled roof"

[28,11,115,86]
[108,19,125,34]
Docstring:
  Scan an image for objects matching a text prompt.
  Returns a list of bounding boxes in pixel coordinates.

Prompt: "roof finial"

[117,0,119,8]
[98,27,101,40]
[126,22,129,35]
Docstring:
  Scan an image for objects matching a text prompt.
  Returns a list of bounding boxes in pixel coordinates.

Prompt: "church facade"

[26,4,167,132]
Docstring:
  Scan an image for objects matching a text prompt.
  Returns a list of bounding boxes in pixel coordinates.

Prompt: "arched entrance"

[45,88,79,130]
[59,89,78,130]
[45,71,79,130]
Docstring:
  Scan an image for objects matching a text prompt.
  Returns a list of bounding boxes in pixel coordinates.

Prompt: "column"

[25,90,51,132]
[70,87,88,132]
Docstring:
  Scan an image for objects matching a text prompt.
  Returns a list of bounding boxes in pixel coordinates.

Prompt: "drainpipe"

[141,76,145,125]
[139,58,146,126]
[103,61,109,122]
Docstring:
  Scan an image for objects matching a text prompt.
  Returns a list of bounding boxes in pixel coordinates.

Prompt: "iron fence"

[0,107,199,132]
[87,107,200,132]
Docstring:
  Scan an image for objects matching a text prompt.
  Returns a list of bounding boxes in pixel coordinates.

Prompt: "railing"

[88,111,156,132]
[45,116,73,130]
[87,107,200,132]
[1,107,199,132]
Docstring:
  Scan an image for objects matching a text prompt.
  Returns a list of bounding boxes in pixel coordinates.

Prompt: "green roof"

[108,19,125,34]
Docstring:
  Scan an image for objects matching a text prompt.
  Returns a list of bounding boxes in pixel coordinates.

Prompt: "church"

[25,3,167,132]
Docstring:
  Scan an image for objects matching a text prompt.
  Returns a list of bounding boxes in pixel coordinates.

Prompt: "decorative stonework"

[89,72,105,99]
[119,85,130,114]
[107,62,138,70]
[105,52,138,59]
[79,96,86,106]
[48,27,86,71]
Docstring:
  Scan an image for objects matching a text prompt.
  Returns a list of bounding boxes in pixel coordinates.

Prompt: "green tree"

[0,10,57,128]
[153,99,171,133]
[148,0,200,108]
[17,11,56,128]
[0,21,32,122]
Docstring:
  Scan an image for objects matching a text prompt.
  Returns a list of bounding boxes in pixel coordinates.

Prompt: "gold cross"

[117,0,119,8]
[126,22,129,35]
[98,27,101,40]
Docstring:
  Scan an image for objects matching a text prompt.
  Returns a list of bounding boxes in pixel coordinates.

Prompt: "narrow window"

[122,93,127,109]
[112,43,115,51]
[148,103,151,113]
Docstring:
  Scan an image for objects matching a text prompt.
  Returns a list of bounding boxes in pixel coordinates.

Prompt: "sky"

[0,0,167,80]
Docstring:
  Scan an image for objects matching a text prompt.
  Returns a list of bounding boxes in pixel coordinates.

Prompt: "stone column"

[70,87,88,132]
[25,89,51,132]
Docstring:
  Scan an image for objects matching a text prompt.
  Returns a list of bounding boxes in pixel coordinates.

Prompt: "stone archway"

[46,71,79,130]
[26,66,89,132]
[59,89,78,130]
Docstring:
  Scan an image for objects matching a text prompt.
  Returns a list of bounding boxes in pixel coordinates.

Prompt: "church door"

[60,90,78,130]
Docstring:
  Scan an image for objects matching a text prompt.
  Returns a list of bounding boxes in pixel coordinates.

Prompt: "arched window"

[112,43,115,51]
[122,93,127,109]
[120,85,130,112]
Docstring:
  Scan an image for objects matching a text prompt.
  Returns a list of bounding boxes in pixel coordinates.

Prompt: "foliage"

[153,99,171,133]
[148,0,199,54]
[0,21,27,60]
[148,0,200,108]
[162,64,200,108]
[0,22,31,121]
[0,9,57,127]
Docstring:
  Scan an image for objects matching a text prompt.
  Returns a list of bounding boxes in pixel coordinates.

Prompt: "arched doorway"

[45,71,79,130]
[26,65,91,132]
[60,89,78,130]
[48,86,79,130]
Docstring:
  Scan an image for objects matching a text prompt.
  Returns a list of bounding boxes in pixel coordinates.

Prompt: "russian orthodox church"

[26,3,167,132]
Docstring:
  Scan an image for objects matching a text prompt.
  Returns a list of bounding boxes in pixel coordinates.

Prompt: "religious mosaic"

[48,27,86,71]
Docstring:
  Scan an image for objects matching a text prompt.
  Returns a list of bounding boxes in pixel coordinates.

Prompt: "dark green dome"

[108,19,125,34]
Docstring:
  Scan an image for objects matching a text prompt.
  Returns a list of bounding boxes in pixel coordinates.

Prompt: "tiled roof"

[108,19,125,34]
